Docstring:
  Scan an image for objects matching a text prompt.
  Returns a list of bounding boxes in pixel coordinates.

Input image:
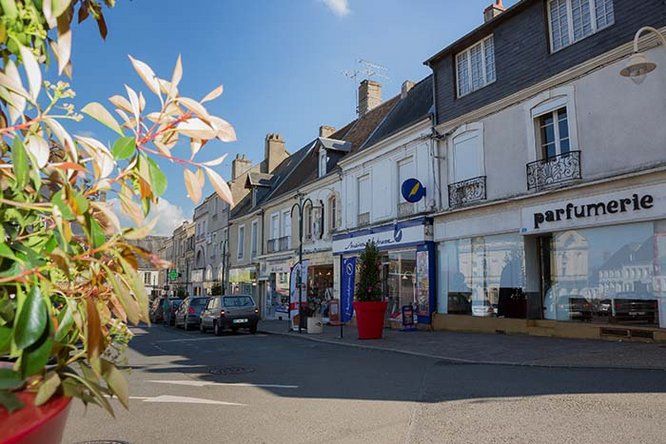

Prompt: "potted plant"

[305,294,324,334]
[0,2,236,442]
[353,241,387,339]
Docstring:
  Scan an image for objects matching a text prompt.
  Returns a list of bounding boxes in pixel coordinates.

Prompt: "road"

[63,324,666,444]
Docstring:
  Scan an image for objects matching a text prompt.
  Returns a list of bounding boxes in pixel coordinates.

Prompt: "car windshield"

[223,296,254,307]
[189,298,208,307]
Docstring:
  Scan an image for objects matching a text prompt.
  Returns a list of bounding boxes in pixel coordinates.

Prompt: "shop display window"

[439,234,527,318]
[544,220,666,328]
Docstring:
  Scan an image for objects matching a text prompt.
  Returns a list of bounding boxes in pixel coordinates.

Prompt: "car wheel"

[214,320,221,336]
[249,324,257,334]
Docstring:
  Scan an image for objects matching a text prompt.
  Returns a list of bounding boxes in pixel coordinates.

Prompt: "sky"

[63,0,518,235]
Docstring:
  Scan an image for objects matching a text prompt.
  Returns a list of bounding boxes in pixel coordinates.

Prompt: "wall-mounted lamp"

[620,26,665,84]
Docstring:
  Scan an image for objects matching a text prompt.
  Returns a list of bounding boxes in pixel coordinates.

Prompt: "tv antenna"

[343,59,390,115]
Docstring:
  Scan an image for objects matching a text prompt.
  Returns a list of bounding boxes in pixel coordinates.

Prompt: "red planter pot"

[0,392,71,444]
[353,301,387,339]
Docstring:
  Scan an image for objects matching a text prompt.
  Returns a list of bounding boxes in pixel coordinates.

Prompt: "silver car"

[200,295,259,335]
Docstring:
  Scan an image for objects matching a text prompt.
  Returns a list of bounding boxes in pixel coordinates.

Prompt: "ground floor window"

[265,272,289,319]
[308,265,334,317]
[382,250,418,322]
[544,220,666,328]
[438,234,526,318]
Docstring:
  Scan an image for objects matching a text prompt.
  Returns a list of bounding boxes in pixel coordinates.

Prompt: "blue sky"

[64,0,517,234]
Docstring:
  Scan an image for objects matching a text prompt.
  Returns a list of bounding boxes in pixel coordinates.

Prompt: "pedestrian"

[162,297,171,326]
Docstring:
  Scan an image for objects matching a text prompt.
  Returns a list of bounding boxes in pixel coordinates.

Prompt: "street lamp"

[620,26,666,84]
[291,194,319,333]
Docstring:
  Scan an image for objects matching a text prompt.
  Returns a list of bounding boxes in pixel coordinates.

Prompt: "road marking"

[129,395,246,406]
[153,335,266,344]
[147,379,298,389]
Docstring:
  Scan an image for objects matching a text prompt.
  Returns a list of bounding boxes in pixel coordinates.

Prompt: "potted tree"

[0,2,236,442]
[353,241,387,339]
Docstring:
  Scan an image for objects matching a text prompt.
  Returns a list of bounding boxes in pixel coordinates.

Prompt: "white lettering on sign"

[333,222,430,254]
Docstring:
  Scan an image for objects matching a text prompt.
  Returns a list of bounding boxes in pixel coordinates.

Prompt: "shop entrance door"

[536,235,553,320]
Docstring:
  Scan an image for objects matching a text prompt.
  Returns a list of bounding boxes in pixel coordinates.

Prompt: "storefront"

[258,260,291,320]
[191,268,204,296]
[228,266,257,298]
[333,217,436,325]
[303,249,335,319]
[435,181,666,338]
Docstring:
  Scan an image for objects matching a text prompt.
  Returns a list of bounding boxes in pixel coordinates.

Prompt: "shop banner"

[340,257,356,322]
[289,260,309,324]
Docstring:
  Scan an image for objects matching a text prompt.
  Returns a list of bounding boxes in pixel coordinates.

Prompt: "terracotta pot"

[0,392,71,444]
[353,301,387,339]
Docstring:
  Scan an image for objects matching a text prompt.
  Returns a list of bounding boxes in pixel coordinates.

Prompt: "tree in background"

[0,0,236,414]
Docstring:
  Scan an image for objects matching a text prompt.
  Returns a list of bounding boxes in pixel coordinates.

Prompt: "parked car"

[149,296,181,323]
[174,296,210,330]
[200,295,259,335]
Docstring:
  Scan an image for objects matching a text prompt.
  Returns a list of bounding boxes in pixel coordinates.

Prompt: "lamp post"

[291,194,317,333]
[620,26,666,84]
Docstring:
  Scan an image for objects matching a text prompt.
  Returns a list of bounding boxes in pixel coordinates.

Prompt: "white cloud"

[321,0,350,17]
[109,197,189,237]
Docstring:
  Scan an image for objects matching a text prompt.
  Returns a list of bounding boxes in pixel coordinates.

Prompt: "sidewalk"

[259,320,666,370]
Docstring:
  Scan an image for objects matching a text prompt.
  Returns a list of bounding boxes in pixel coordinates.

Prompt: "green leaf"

[0,242,17,261]
[147,157,167,196]
[87,215,105,248]
[21,336,52,377]
[0,368,23,390]
[13,286,48,350]
[0,326,11,354]
[35,372,61,406]
[11,138,28,189]
[0,390,24,413]
[0,0,18,19]
[52,190,76,220]
[54,305,74,343]
[102,361,128,409]
[111,136,136,160]
[81,102,124,136]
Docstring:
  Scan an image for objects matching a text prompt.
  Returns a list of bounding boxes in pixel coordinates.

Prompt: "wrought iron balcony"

[526,151,581,191]
[448,176,487,208]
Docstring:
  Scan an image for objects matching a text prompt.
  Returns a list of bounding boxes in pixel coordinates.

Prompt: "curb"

[259,328,666,372]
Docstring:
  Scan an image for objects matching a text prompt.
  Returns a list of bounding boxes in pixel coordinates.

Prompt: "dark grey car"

[200,295,259,335]
[175,296,210,331]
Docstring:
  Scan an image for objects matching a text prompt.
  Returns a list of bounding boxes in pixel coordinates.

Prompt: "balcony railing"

[267,236,291,253]
[448,176,486,208]
[526,150,581,191]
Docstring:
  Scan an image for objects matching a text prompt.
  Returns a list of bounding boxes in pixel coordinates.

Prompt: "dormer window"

[319,150,328,178]
[548,0,614,53]
[456,35,495,98]
[251,188,257,207]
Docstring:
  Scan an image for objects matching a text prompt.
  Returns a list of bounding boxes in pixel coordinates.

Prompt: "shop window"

[543,220,666,328]
[386,250,418,322]
[438,234,527,318]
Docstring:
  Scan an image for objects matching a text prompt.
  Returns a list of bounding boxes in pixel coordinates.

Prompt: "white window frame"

[456,34,496,98]
[281,210,291,248]
[524,85,579,162]
[250,220,258,258]
[536,107,570,159]
[328,194,337,233]
[270,212,280,240]
[447,122,485,183]
[237,225,245,260]
[547,0,615,53]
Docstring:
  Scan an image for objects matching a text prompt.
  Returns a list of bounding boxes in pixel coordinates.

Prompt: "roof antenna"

[343,59,390,116]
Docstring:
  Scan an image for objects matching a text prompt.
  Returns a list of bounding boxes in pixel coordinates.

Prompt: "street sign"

[401,178,426,203]
[168,269,179,281]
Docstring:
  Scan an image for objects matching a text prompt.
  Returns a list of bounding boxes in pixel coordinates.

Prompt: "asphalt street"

[63,325,666,444]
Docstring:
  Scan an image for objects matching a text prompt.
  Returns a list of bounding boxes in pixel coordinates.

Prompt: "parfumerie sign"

[521,184,666,234]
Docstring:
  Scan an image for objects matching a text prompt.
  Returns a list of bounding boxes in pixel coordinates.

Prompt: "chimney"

[358,79,382,116]
[263,133,288,173]
[401,80,415,99]
[319,125,336,138]
[484,0,505,22]
[231,154,252,180]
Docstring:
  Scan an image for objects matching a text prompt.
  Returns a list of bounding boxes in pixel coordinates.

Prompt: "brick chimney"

[319,125,336,138]
[231,154,252,180]
[358,79,382,116]
[484,0,505,22]
[401,80,415,99]
[263,133,288,173]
